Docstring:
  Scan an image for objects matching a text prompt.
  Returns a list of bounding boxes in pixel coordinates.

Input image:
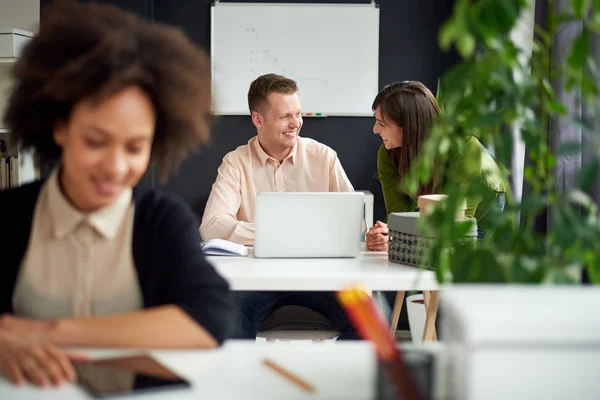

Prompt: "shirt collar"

[251,136,298,166]
[47,168,132,239]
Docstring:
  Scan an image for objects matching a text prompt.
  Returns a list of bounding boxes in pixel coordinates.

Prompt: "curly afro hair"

[3,0,212,182]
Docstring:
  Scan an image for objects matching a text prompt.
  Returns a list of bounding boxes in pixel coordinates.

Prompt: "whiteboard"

[211,3,380,116]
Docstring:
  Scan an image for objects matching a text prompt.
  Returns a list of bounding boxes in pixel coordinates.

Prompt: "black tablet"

[73,354,191,398]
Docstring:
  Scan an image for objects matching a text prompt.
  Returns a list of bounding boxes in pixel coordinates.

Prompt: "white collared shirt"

[200,136,354,245]
[12,168,143,319]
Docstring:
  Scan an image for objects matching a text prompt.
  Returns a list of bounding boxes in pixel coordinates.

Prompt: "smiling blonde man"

[200,74,357,340]
[200,73,354,245]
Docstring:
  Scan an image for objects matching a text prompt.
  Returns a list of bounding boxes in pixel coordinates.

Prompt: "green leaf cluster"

[406,0,600,284]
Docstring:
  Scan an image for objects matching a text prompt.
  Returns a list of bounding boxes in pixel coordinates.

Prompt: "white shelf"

[0,29,33,59]
[0,24,37,189]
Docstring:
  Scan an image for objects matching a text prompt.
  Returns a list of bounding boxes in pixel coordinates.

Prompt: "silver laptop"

[254,192,365,258]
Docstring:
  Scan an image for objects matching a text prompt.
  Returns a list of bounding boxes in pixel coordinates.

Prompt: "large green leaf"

[573,0,592,17]
[577,158,600,189]
[520,195,549,214]
[439,0,470,52]
[547,101,568,115]
[568,189,597,213]
[568,29,591,69]
[478,0,522,37]
[587,261,600,283]
[439,20,461,52]
[457,34,476,59]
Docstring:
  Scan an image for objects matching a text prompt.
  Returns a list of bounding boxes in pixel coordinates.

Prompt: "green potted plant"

[404,0,600,284]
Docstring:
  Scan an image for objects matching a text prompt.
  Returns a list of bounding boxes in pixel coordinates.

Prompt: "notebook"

[201,239,248,256]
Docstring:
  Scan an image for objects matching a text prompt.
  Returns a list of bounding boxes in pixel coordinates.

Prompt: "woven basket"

[387,212,478,268]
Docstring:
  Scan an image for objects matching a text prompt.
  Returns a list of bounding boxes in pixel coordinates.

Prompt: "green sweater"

[377,136,506,221]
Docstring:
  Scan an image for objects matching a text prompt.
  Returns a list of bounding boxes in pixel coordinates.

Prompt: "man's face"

[253,92,303,156]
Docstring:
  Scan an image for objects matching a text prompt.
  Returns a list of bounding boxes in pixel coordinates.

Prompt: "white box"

[440,285,600,400]
[0,29,33,58]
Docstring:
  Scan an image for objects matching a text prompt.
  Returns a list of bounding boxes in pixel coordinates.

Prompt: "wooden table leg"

[422,291,439,341]
[390,291,406,335]
[422,291,436,339]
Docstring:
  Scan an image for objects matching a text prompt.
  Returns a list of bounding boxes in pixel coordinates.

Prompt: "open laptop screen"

[254,192,364,258]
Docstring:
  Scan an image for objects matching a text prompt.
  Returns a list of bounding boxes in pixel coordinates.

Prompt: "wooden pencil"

[263,358,315,393]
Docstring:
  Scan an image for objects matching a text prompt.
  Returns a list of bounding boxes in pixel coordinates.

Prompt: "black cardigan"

[0,181,233,344]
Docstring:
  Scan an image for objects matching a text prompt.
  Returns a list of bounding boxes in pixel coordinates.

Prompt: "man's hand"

[0,315,89,387]
[366,220,389,251]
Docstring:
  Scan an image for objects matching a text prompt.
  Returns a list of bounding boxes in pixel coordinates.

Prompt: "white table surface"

[208,249,439,291]
[0,341,378,400]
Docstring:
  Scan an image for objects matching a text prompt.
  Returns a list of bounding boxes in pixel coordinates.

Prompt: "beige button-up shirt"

[200,136,354,245]
[12,168,143,320]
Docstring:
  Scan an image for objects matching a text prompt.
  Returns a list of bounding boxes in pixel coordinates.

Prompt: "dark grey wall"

[154,0,459,222]
[41,0,458,221]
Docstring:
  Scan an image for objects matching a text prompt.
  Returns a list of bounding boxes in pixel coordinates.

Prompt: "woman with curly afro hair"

[0,0,232,387]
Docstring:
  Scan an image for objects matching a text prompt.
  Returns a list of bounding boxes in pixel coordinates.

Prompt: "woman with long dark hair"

[365,81,506,251]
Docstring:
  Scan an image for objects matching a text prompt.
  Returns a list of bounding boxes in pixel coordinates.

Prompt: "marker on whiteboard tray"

[302,112,327,117]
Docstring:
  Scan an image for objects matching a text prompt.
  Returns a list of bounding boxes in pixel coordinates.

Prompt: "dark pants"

[230,291,358,340]
[477,192,506,240]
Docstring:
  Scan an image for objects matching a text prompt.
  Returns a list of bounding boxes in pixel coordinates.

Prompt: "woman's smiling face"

[373,106,403,149]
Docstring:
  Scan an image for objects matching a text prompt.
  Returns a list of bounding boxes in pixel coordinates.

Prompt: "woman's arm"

[133,191,234,345]
[445,137,492,219]
[1,308,216,348]
[377,145,413,217]
[51,306,217,348]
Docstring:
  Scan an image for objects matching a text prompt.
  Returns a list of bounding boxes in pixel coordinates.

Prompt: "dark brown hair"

[247,73,298,114]
[372,81,441,196]
[3,0,212,182]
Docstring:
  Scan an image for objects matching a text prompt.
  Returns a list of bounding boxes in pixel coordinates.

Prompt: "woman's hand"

[366,220,389,251]
[0,315,88,387]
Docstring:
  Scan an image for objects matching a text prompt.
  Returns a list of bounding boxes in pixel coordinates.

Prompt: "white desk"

[208,249,440,340]
[0,341,377,400]
[208,249,439,291]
